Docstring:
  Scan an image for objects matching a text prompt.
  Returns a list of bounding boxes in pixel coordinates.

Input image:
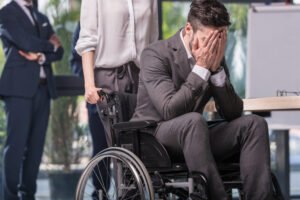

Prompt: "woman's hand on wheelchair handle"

[84,86,102,104]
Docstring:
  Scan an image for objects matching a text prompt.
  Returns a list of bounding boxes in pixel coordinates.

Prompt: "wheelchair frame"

[76,91,284,200]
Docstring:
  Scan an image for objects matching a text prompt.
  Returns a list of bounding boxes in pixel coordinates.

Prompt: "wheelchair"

[76,91,284,200]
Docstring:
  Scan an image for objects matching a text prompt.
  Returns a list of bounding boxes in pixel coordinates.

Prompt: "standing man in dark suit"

[0,0,64,199]
[131,0,273,199]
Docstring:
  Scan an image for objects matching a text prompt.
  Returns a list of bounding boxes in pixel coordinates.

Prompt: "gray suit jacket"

[131,30,243,123]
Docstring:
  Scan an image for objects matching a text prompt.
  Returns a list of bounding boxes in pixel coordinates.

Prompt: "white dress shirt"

[180,30,226,87]
[14,0,46,78]
[75,0,159,68]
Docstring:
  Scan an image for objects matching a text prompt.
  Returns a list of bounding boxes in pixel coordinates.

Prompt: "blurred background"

[0,0,299,199]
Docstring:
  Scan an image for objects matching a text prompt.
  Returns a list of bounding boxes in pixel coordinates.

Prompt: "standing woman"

[76,1,158,198]
[75,0,159,144]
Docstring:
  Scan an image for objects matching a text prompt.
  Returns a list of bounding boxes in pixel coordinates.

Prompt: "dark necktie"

[25,5,40,36]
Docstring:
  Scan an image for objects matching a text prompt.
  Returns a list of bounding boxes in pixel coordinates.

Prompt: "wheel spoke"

[76,148,154,200]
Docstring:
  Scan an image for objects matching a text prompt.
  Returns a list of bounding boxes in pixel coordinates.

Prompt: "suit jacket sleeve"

[141,47,209,121]
[43,47,64,65]
[70,23,83,77]
[0,10,55,53]
[42,17,64,65]
[210,60,243,121]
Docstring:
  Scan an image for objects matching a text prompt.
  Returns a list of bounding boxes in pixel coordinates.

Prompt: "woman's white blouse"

[75,0,159,68]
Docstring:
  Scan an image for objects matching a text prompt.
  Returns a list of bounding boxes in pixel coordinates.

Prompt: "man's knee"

[241,114,268,138]
[245,114,267,128]
[185,112,207,128]
[180,112,208,140]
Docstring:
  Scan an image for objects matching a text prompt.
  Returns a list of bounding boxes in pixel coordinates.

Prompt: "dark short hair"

[188,0,231,30]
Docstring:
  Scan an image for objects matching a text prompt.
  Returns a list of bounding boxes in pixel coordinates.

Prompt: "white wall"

[246,3,300,127]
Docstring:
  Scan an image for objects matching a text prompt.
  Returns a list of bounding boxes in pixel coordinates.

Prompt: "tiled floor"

[36,179,50,200]
[36,172,300,200]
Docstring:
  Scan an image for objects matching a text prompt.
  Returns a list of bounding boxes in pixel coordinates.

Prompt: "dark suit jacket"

[0,1,64,99]
[131,30,243,122]
[70,23,83,78]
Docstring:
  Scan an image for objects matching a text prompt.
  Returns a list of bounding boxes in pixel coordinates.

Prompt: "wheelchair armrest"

[113,120,157,131]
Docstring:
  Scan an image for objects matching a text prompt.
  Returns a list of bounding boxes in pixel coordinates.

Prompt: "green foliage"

[162,2,188,39]
[226,4,248,98]
[45,97,85,170]
[44,0,83,171]
[227,4,248,37]
[0,10,5,162]
[45,0,80,75]
[0,44,4,74]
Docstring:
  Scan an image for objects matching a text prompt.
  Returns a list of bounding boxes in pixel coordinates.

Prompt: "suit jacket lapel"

[31,7,41,36]
[11,1,39,35]
[168,30,191,80]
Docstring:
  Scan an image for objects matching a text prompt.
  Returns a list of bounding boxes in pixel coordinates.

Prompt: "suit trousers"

[87,106,107,158]
[154,112,273,200]
[2,85,50,200]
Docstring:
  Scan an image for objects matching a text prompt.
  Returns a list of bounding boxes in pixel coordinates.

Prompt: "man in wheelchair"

[130,0,274,199]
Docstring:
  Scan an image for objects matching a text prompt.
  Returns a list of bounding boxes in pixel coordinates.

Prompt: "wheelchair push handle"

[97,90,107,98]
[97,89,113,103]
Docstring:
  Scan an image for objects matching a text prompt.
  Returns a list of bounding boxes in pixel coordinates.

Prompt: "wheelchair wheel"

[76,147,154,200]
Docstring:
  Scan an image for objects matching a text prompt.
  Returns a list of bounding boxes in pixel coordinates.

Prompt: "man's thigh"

[209,114,267,163]
[3,97,32,146]
[155,112,209,162]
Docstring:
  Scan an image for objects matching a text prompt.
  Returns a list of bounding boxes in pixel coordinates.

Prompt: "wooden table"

[205,96,300,199]
[204,96,300,112]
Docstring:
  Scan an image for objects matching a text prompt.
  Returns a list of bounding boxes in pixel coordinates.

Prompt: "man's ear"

[185,22,193,36]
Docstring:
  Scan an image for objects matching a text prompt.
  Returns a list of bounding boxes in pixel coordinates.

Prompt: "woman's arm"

[82,51,100,104]
[76,0,100,104]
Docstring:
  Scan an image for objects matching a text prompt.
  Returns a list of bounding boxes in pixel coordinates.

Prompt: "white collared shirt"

[14,0,46,78]
[75,0,159,68]
[180,30,226,87]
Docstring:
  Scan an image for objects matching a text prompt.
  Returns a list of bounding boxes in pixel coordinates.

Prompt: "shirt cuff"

[53,45,58,52]
[80,47,96,55]
[38,53,46,65]
[210,68,226,87]
[192,65,211,82]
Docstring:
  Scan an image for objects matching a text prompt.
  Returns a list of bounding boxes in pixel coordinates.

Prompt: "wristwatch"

[211,66,224,75]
